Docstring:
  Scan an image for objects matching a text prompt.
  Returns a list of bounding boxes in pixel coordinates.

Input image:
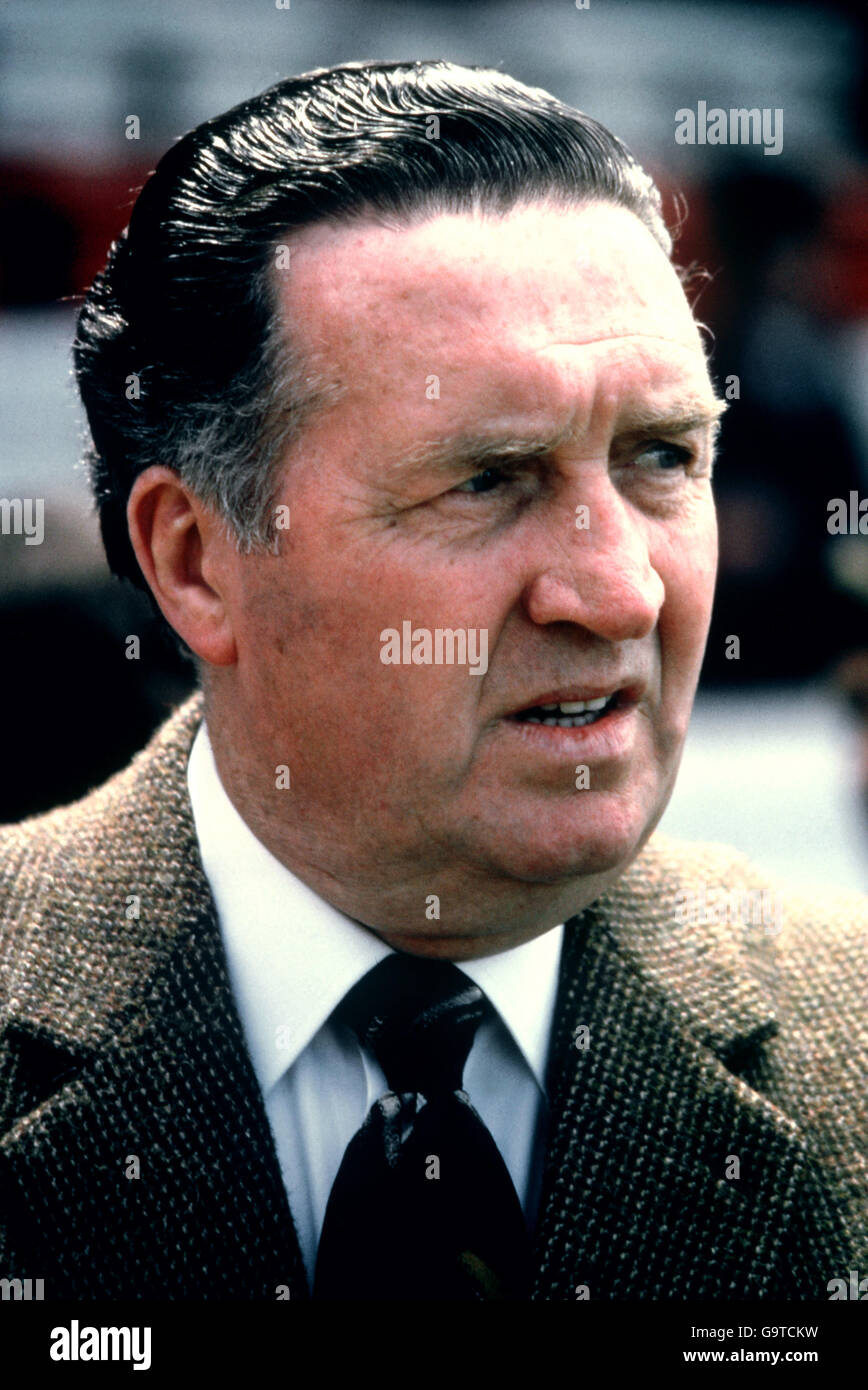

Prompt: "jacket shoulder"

[623,833,868,1182]
[0,695,205,1017]
[629,830,867,1017]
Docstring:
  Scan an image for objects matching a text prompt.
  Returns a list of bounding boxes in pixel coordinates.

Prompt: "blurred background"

[0,0,865,889]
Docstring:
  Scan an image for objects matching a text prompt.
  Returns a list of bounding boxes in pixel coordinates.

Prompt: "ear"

[126,466,237,666]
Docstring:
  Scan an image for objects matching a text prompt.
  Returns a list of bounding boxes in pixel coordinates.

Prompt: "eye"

[453,466,510,495]
[635,440,695,471]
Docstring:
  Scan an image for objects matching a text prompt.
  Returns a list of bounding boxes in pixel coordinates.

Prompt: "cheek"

[690,506,719,628]
[235,566,458,775]
[658,507,718,677]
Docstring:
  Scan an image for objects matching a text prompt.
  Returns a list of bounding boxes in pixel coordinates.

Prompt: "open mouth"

[510,692,620,728]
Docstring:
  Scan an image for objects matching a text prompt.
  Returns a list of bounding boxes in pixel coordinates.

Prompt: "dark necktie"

[312,951,532,1300]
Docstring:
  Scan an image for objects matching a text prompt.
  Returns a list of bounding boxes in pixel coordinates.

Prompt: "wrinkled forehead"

[277,199,705,374]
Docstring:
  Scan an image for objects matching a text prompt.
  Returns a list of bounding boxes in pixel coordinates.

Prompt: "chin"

[483,808,649,887]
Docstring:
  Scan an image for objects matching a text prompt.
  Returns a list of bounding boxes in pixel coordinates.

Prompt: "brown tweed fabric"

[0,694,865,1300]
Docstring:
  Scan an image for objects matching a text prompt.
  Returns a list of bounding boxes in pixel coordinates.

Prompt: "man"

[0,60,865,1301]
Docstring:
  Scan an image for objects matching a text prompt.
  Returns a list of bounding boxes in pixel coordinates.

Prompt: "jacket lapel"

[532,859,812,1300]
[0,697,308,1299]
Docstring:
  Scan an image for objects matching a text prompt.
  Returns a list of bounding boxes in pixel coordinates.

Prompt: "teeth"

[524,712,598,727]
[558,697,609,714]
[517,693,617,725]
[519,692,617,726]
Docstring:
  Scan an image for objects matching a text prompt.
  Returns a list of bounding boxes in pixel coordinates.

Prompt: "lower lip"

[500,701,638,761]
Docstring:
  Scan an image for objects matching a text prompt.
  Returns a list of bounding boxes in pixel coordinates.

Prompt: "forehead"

[280,200,709,422]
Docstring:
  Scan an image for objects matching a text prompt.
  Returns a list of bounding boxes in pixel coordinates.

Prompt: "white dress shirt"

[187,723,564,1289]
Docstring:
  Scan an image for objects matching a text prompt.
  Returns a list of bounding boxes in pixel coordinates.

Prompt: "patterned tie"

[313,951,532,1300]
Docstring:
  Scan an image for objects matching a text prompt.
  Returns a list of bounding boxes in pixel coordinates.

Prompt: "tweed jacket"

[0,694,865,1301]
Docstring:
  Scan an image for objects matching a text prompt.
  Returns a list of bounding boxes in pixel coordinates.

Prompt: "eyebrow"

[616,398,728,439]
[390,396,727,479]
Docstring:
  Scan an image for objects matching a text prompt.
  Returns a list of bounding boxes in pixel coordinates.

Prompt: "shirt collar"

[459,928,563,1090]
[187,722,563,1098]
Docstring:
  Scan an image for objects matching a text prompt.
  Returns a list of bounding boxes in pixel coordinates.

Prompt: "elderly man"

[0,60,865,1302]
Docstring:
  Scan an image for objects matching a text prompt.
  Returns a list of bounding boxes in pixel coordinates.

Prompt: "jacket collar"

[585,839,780,1063]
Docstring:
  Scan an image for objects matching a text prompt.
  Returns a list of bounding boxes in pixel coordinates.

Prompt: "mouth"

[507,683,640,729]
[509,691,621,728]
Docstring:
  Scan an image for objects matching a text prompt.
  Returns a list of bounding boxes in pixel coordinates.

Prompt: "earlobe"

[126,466,238,667]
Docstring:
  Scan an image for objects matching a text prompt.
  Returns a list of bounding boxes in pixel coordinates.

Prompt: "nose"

[521,488,664,642]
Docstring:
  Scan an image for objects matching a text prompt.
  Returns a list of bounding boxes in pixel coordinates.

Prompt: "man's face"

[210,200,719,950]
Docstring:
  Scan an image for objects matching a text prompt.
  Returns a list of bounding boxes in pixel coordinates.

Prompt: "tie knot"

[337,953,488,1096]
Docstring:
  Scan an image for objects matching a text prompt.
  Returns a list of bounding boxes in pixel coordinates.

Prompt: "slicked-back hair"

[74,58,672,592]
